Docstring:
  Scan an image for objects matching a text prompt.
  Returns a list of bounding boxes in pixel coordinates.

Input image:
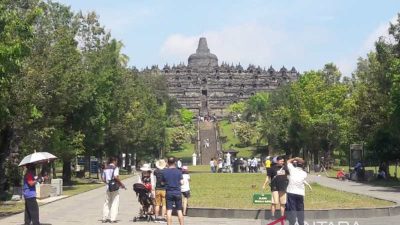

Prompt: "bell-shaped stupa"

[188,37,218,70]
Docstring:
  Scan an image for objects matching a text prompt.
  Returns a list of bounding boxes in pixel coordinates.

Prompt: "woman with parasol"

[19,151,57,225]
[23,163,41,225]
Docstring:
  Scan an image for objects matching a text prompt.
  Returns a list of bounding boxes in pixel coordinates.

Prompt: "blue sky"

[57,0,399,76]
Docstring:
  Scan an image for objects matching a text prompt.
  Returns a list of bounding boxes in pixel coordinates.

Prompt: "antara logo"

[265,217,361,225]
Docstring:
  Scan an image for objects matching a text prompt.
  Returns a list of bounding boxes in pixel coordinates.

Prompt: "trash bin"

[51,178,63,196]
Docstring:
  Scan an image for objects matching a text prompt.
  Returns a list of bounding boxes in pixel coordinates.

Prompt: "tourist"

[286,157,308,225]
[137,163,156,215]
[251,157,258,173]
[214,158,218,172]
[239,158,245,173]
[181,166,191,216]
[210,158,216,173]
[138,163,155,193]
[154,159,167,223]
[378,162,387,179]
[217,158,223,173]
[102,157,126,223]
[233,158,239,173]
[162,157,184,225]
[23,164,41,225]
[353,161,364,180]
[265,156,272,171]
[336,168,346,181]
[262,156,289,219]
[177,158,183,169]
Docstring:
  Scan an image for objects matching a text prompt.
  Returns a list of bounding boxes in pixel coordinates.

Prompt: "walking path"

[199,121,218,165]
[1,175,400,224]
[308,174,400,205]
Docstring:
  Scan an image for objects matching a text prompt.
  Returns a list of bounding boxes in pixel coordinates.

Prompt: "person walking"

[181,166,191,216]
[262,156,289,220]
[102,157,126,223]
[23,164,40,225]
[265,156,272,171]
[162,157,184,225]
[286,157,308,225]
[210,158,216,173]
[154,159,167,223]
[217,158,223,173]
[177,159,183,169]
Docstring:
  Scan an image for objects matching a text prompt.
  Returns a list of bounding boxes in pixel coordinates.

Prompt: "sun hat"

[155,159,167,169]
[266,156,271,160]
[140,163,152,171]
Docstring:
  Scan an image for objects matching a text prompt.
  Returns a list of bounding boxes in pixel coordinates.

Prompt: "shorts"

[182,191,191,198]
[166,193,182,210]
[155,189,166,207]
[271,191,287,205]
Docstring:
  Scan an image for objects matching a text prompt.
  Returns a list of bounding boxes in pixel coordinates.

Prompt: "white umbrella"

[18,151,58,167]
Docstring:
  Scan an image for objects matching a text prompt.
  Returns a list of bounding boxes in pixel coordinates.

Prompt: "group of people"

[209,157,262,173]
[101,156,190,225]
[262,156,311,225]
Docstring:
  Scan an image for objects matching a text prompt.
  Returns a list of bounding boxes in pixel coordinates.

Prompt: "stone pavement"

[1,175,400,225]
[308,174,400,204]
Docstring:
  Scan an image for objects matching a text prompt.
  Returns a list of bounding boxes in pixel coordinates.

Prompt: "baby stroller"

[133,183,154,222]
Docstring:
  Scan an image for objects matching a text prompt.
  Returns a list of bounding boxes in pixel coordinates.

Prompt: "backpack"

[108,167,119,192]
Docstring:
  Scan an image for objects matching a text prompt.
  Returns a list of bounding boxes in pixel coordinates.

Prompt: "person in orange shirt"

[336,168,346,181]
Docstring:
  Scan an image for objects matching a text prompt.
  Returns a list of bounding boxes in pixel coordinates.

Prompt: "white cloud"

[159,23,310,69]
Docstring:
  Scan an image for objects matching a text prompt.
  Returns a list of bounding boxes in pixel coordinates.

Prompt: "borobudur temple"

[162,37,299,116]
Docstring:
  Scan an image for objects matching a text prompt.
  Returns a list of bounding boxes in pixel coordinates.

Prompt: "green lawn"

[189,173,394,209]
[167,142,195,163]
[219,120,256,158]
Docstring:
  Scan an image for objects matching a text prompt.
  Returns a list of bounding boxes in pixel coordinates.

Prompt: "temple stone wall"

[141,37,299,117]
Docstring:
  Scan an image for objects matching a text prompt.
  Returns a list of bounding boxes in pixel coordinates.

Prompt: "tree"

[0,0,40,196]
[234,122,255,147]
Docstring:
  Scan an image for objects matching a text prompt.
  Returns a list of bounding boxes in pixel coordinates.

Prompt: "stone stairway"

[199,121,218,165]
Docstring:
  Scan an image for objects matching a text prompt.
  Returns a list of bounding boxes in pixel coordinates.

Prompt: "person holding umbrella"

[23,163,41,225]
[19,151,57,225]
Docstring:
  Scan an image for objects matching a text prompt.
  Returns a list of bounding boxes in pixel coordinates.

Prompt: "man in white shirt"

[286,157,308,225]
[102,157,126,223]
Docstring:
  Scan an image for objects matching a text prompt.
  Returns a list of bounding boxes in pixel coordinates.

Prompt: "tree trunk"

[0,126,14,198]
[62,159,72,185]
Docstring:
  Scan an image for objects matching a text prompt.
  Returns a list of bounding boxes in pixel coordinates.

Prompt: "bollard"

[192,153,197,166]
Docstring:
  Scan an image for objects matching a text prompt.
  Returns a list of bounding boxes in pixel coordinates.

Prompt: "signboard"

[252,193,272,204]
[77,156,86,165]
[90,158,98,174]
[350,144,363,167]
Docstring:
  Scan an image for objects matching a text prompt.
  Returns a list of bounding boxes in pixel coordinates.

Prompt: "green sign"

[252,193,272,204]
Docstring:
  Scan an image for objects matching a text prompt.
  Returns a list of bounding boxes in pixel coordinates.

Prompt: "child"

[336,168,346,181]
[181,166,191,216]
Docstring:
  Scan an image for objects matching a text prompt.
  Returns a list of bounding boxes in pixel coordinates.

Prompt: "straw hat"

[140,163,152,171]
[156,159,167,169]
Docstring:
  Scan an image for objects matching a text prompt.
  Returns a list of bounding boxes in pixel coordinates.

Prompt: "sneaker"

[153,217,160,223]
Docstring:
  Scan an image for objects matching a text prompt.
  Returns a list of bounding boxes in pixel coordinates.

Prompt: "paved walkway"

[1,175,400,225]
[308,174,400,204]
